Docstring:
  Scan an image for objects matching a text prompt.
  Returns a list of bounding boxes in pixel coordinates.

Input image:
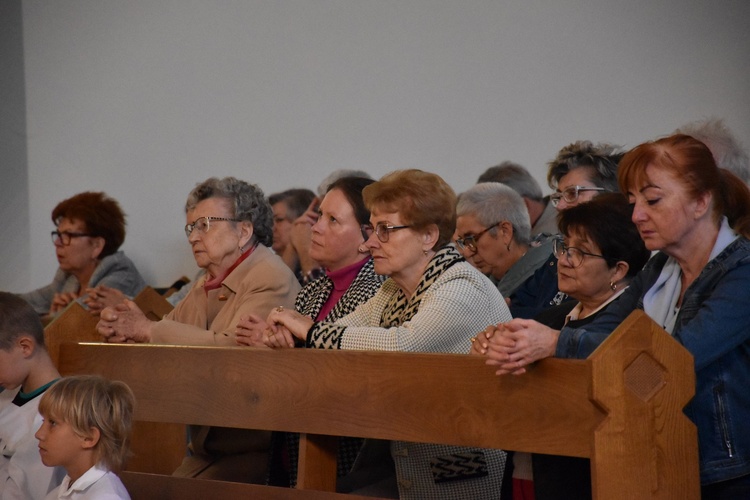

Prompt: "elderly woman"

[264,169,510,499]
[479,135,750,499]
[509,141,623,319]
[237,176,385,487]
[97,176,300,483]
[19,191,146,318]
[472,193,650,499]
[456,182,555,299]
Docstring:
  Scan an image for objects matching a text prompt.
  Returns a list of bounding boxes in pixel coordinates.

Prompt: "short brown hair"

[363,169,456,249]
[38,375,135,472]
[0,293,45,350]
[52,192,126,258]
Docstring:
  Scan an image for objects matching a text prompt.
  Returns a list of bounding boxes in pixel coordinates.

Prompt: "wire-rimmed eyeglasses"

[455,222,500,254]
[366,222,411,243]
[552,237,607,268]
[51,230,93,246]
[550,185,607,207]
[185,216,241,238]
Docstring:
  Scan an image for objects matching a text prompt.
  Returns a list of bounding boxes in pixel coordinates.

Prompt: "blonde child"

[35,375,134,500]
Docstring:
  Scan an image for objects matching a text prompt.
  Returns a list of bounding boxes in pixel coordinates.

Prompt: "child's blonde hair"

[38,375,135,472]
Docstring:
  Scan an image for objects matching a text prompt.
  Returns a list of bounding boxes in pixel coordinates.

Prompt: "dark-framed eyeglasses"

[550,185,607,207]
[552,237,607,268]
[185,216,241,238]
[51,230,93,246]
[455,222,500,255]
[371,222,411,243]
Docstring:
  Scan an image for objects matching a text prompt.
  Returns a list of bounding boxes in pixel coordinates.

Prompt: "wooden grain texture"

[589,310,699,500]
[59,344,599,457]
[58,310,699,500]
[133,285,174,321]
[120,472,377,500]
[43,301,99,366]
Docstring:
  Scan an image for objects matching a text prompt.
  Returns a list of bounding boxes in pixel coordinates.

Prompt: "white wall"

[11,0,750,291]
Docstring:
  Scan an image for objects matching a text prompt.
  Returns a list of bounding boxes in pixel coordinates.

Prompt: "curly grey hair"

[456,182,532,246]
[185,177,273,247]
[547,141,623,192]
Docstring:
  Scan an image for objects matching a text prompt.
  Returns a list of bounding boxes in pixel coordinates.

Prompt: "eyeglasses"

[370,222,411,243]
[51,230,93,246]
[550,185,607,207]
[185,216,241,237]
[552,237,607,268]
[455,222,500,255]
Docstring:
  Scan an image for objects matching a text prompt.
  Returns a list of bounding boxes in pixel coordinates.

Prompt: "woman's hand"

[235,314,270,347]
[96,299,153,343]
[83,285,127,316]
[49,292,78,314]
[262,307,314,348]
[484,319,560,376]
[469,325,497,356]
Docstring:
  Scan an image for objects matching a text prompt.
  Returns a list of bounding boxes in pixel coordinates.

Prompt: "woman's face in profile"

[54,217,102,274]
[627,165,701,254]
[309,188,365,271]
[185,197,245,275]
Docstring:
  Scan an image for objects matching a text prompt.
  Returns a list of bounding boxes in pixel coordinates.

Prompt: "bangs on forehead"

[618,143,668,195]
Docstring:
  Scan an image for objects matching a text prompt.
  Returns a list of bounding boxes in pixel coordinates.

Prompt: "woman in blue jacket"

[474,134,750,499]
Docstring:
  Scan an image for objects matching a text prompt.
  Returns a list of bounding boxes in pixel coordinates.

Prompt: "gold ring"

[275,306,284,313]
[268,331,276,337]
[470,337,477,343]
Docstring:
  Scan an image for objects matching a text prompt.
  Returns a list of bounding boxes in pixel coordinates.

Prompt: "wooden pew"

[44,301,99,367]
[43,288,185,475]
[58,310,700,499]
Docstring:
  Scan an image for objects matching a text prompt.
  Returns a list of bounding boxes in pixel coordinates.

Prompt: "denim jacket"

[557,237,750,485]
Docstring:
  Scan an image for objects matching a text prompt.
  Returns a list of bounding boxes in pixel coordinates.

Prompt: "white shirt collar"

[565,286,628,324]
[58,464,108,498]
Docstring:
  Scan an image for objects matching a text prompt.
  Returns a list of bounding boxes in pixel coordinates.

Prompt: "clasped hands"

[235,306,313,349]
[96,299,153,343]
[469,319,560,376]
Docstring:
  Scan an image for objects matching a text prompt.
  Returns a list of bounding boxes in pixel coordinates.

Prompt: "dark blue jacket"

[557,237,750,485]
[509,253,572,319]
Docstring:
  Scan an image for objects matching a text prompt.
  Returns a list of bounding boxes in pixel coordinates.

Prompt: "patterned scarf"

[380,245,464,327]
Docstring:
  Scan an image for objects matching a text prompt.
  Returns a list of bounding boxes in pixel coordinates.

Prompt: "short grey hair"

[547,141,623,192]
[456,182,532,246]
[675,118,750,183]
[185,177,273,247]
[317,169,372,197]
[476,161,543,202]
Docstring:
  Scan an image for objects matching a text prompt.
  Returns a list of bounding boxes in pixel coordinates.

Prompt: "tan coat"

[151,244,300,345]
[153,244,300,483]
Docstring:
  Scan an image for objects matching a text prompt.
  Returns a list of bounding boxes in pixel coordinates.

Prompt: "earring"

[610,281,617,291]
[358,245,368,253]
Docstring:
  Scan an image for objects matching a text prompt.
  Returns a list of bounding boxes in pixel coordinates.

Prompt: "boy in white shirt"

[36,375,135,500]
[0,293,65,499]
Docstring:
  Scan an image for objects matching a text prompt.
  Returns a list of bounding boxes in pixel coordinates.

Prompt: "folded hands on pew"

[96,300,154,343]
[469,319,560,376]
[262,306,313,348]
[235,313,271,348]
[82,285,128,316]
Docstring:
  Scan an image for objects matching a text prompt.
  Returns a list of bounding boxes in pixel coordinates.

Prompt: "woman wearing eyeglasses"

[471,193,649,499]
[18,191,146,319]
[508,140,623,319]
[455,182,555,299]
[235,176,385,488]
[263,169,510,499]
[477,135,750,498]
[97,176,299,484]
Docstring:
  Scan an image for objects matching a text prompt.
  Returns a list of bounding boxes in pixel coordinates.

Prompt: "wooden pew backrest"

[58,310,699,500]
